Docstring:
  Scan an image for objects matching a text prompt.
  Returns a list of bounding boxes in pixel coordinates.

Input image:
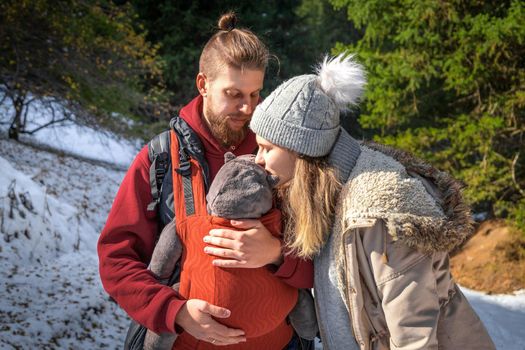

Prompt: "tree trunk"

[8,94,25,141]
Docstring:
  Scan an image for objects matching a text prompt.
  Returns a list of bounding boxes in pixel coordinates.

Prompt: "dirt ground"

[450,220,525,294]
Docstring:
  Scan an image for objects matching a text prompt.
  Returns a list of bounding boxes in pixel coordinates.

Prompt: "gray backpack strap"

[147,130,170,211]
[146,118,203,217]
[173,132,195,216]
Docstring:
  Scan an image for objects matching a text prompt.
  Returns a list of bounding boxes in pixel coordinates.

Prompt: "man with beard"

[97,12,313,348]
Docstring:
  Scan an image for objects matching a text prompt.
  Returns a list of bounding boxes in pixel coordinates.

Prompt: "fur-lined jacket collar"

[339,142,473,253]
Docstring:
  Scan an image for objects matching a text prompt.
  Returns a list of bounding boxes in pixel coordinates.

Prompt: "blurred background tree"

[0,0,354,137]
[128,0,355,102]
[0,0,165,140]
[331,0,525,232]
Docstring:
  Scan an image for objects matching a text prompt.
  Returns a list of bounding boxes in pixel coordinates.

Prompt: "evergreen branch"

[511,152,525,197]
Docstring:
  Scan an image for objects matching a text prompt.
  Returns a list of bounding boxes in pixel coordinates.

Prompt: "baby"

[145,153,298,350]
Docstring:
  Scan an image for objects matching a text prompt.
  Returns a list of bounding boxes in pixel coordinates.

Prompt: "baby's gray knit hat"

[206,153,279,219]
[250,54,366,157]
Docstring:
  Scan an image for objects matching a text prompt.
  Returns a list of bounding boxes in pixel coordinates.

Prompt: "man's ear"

[196,72,208,97]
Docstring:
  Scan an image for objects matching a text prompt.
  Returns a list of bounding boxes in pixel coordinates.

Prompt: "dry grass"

[450,220,525,294]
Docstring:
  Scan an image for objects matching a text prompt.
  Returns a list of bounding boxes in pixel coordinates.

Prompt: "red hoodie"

[97,96,313,334]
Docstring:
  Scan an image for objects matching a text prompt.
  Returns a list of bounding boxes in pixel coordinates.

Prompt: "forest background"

[1,0,524,282]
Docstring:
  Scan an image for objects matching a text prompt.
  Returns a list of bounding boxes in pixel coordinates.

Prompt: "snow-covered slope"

[0,109,524,349]
[0,138,129,349]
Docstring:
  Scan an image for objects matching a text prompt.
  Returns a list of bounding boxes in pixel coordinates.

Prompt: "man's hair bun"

[218,11,237,31]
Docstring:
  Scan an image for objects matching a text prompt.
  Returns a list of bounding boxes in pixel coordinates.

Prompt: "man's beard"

[205,105,249,148]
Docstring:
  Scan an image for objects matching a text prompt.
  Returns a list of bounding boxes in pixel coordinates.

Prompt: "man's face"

[200,66,264,147]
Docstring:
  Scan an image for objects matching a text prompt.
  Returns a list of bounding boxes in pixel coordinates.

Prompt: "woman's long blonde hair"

[279,155,342,259]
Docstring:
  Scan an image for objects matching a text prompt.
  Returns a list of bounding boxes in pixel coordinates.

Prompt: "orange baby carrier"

[168,130,298,350]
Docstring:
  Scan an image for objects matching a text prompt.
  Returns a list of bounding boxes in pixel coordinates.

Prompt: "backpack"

[146,115,210,229]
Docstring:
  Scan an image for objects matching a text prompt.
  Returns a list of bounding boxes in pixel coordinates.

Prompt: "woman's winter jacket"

[314,131,495,350]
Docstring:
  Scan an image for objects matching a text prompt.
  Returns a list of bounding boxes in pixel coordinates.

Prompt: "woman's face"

[255,135,297,186]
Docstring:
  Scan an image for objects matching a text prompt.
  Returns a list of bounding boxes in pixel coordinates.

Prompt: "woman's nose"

[255,150,264,166]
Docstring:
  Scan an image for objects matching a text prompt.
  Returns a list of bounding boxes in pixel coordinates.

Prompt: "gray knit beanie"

[250,54,366,157]
[206,153,279,219]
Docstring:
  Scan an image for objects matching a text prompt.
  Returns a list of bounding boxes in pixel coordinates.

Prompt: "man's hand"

[175,299,246,345]
[203,219,283,268]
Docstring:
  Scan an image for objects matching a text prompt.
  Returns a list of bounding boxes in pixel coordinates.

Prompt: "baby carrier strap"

[169,128,207,221]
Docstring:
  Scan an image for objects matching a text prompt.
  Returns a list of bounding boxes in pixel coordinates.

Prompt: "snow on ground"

[462,288,525,349]
[1,106,525,349]
[0,137,130,349]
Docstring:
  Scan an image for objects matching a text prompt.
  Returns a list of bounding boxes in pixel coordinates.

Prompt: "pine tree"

[331,0,525,231]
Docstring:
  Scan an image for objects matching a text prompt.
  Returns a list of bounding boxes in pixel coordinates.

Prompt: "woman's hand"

[204,219,283,268]
[175,299,246,345]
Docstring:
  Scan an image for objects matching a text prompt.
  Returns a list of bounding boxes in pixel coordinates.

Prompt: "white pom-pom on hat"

[315,53,366,110]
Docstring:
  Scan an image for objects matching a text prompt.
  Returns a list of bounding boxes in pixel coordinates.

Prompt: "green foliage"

[130,0,355,104]
[332,0,525,233]
[509,199,525,232]
[0,0,165,136]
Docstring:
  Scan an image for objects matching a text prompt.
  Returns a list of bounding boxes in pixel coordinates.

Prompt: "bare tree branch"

[24,117,70,135]
[511,152,525,197]
[21,98,30,129]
